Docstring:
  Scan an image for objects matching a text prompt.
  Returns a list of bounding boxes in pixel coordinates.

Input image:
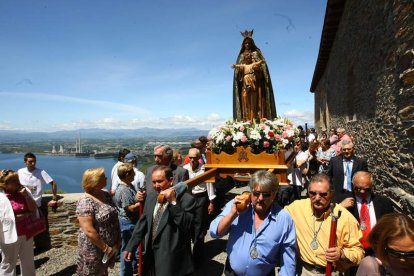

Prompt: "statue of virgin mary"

[232,30,277,121]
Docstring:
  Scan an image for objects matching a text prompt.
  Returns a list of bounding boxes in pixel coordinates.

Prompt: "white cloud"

[52,113,225,131]
[0,92,148,115]
[0,121,16,131]
[282,109,314,127]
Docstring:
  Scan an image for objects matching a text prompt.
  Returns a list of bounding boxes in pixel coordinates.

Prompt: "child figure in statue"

[232,53,265,121]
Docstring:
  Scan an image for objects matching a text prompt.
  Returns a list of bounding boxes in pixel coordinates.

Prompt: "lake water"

[0,153,119,193]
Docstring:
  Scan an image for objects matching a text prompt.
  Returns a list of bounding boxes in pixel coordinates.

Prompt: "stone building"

[310,0,413,213]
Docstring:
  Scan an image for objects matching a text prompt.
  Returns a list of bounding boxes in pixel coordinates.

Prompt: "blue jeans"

[119,218,138,276]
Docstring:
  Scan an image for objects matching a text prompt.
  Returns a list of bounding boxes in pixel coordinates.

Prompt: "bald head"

[352,171,373,199]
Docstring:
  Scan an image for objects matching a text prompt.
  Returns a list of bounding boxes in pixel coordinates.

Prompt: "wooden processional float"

[185,147,295,189]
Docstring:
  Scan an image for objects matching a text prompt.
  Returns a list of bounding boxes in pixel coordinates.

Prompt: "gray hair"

[341,139,353,148]
[249,170,279,192]
[309,173,334,192]
[154,144,173,160]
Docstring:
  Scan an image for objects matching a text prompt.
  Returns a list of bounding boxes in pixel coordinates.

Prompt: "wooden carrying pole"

[137,200,144,276]
[326,203,341,276]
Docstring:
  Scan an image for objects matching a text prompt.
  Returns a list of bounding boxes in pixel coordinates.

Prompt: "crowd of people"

[1,129,413,275]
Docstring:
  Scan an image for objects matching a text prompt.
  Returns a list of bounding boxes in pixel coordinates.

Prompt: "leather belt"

[301,261,326,274]
[192,191,208,198]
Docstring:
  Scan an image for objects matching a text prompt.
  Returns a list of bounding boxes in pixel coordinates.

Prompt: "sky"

[0,0,327,132]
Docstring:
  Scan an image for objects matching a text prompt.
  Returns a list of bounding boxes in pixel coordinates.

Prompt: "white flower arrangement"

[208,118,300,154]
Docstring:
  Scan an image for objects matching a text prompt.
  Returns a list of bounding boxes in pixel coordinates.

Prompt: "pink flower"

[282,131,289,139]
[260,125,266,130]
[275,134,281,141]
[225,135,232,142]
[239,126,245,131]
[263,141,270,148]
[268,131,274,137]
[241,135,248,143]
[283,125,291,130]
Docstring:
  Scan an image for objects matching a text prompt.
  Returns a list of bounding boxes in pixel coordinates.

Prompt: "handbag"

[25,210,47,239]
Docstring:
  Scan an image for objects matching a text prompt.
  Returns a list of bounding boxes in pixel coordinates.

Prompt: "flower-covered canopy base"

[206,146,293,166]
[207,118,299,155]
[199,118,299,185]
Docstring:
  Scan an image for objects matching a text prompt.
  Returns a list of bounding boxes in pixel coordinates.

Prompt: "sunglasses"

[252,191,272,198]
[308,191,329,197]
[353,187,372,192]
[385,247,414,259]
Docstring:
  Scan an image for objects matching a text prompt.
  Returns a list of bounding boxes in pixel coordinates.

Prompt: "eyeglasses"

[308,191,329,197]
[385,247,414,259]
[353,187,372,192]
[252,191,272,198]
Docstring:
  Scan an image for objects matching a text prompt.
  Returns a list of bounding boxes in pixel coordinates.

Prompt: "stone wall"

[45,194,81,248]
[314,0,414,213]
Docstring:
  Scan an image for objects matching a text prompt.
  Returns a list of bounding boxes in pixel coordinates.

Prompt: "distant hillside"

[0,128,209,142]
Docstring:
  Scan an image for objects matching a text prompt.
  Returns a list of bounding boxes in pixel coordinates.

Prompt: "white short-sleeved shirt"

[111,161,123,192]
[0,191,17,244]
[111,164,145,193]
[17,167,53,206]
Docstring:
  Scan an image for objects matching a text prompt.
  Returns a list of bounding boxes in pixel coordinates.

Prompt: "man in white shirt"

[109,148,130,195]
[183,148,216,268]
[340,171,394,254]
[17,152,57,253]
[286,142,309,204]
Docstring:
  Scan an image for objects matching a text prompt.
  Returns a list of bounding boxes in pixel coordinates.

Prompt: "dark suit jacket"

[144,164,190,195]
[125,191,195,276]
[328,155,368,203]
[349,194,394,222]
[348,193,394,258]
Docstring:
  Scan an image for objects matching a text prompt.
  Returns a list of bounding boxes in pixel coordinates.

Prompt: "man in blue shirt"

[209,170,296,276]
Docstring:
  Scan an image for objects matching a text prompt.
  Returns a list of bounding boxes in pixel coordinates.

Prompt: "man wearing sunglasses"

[210,170,296,276]
[285,174,364,275]
[340,172,394,254]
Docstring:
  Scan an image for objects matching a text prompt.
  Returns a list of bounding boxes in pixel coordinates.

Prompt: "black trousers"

[191,193,209,267]
[34,203,52,253]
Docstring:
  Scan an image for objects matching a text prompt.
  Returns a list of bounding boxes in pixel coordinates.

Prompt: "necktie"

[346,160,352,191]
[152,203,164,242]
[360,199,371,248]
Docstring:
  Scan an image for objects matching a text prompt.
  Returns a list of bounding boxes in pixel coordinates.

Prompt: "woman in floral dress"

[76,167,121,275]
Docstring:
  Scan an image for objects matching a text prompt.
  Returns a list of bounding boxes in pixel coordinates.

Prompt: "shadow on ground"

[194,239,227,276]
[49,265,77,276]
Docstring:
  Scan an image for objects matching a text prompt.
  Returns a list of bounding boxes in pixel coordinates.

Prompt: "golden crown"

[240,29,254,38]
